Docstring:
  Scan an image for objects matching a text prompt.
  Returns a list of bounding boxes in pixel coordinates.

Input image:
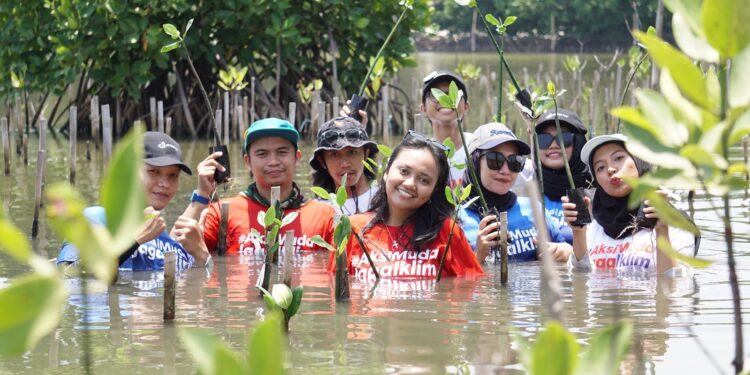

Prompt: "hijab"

[465,151,517,214]
[534,119,593,200]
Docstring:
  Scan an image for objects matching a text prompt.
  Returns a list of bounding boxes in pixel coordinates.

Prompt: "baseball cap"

[309,116,378,171]
[143,131,192,175]
[243,118,300,152]
[580,134,628,168]
[535,108,587,134]
[422,70,468,102]
[468,122,531,155]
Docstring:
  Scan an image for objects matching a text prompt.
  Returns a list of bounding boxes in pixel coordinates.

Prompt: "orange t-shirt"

[204,194,335,260]
[328,213,484,281]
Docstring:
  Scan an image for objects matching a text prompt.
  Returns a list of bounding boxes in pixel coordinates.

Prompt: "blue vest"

[459,197,567,263]
[56,206,194,271]
[543,195,574,244]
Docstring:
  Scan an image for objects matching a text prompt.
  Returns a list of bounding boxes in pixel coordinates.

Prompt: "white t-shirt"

[318,185,379,215]
[568,220,696,276]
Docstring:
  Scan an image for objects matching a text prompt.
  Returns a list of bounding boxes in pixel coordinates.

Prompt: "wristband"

[191,190,210,205]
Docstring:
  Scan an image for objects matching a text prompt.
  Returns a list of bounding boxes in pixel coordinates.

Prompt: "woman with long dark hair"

[331,132,484,281]
[562,134,698,274]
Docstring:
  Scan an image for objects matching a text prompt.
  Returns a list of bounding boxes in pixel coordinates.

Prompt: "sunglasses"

[481,151,526,172]
[537,132,574,149]
[320,127,368,147]
[405,130,449,151]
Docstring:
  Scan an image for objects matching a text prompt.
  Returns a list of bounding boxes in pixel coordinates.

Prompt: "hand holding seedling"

[137,207,165,245]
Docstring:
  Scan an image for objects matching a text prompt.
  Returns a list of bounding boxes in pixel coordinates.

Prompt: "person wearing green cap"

[201,118,336,258]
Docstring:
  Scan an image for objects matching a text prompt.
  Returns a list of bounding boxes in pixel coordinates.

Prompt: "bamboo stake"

[332,97,339,117]
[85,141,91,161]
[166,116,172,136]
[499,211,508,284]
[288,102,296,128]
[102,105,112,165]
[163,251,176,321]
[383,88,390,142]
[157,100,165,133]
[250,78,256,124]
[281,230,294,288]
[2,117,9,175]
[22,133,28,166]
[91,96,100,150]
[215,109,223,142]
[31,119,47,238]
[242,96,249,129]
[414,113,422,133]
[14,97,22,156]
[150,97,157,131]
[223,91,230,143]
[69,106,77,184]
[216,202,230,256]
[236,105,244,140]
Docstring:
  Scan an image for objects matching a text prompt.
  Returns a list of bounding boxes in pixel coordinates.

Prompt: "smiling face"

[538,123,575,170]
[591,142,639,197]
[142,164,181,210]
[320,146,368,189]
[420,80,469,126]
[479,142,520,196]
[244,136,301,190]
[383,147,439,219]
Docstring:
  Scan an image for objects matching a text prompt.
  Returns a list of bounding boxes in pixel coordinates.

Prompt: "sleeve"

[445,219,485,277]
[668,226,697,258]
[567,249,591,270]
[56,206,107,265]
[458,208,480,250]
[546,216,568,244]
[202,202,221,252]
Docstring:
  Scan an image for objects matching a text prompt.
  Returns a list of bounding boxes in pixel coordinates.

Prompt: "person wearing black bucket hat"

[533,108,593,244]
[562,134,698,275]
[458,122,572,264]
[420,70,472,186]
[310,116,379,214]
[57,131,212,271]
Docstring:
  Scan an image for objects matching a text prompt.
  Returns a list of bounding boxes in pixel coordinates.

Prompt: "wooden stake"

[149,97,157,132]
[382,88,390,142]
[281,230,294,288]
[157,100,164,133]
[217,202,230,256]
[250,78,256,124]
[165,116,172,136]
[69,106,77,184]
[215,109,222,142]
[288,102,296,128]
[102,105,112,165]
[499,211,508,285]
[14,97,22,156]
[332,97,339,117]
[85,140,91,162]
[31,119,47,238]
[163,251,176,321]
[242,96,249,129]
[22,133,28,166]
[414,113,423,133]
[2,117,9,176]
[91,96,100,150]
[223,91,230,143]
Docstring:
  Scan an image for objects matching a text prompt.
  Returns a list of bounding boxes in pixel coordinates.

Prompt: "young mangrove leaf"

[576,321,632,375]
[460,184,472,202]
[310,235,336,252]
[729,44,750,108]
[281,212,298,228]
[444,186,455,206]
[160,42,180,53]
[179,327,245,375]
[517,321,579,375]
[656,237,712,268]
[503,16,517,26]
[431,87,454,109]
[287,286,304,318]
[162,23,180,39]
[462,196,480,209]
[645,191,701,235]
[485,14,499,26]
[336,176,348,208]
[271,284,293,309]
[443,138,456,159]
[310,187,330,200]
[377,144,392,158]
[264,206,277,228]
[0,210,30,264]
[247,311,286,375]
[257,211,266,227]
[702,0,750,59]
[184,18,194,35]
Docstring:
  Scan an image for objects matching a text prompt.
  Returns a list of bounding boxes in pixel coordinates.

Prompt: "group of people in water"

[57,70,698,281]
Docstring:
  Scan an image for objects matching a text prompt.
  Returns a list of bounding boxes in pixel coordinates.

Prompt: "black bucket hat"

[309,116,378,171]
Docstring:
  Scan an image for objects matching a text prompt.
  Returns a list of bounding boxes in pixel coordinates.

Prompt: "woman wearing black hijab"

[561,134,698,275]
[534,109,593,244]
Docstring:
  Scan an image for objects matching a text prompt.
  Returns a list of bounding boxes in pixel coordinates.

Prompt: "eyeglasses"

[319,127,368,147]
[481,151,526,172]
[405,130,449,151]
[537,132,574,149]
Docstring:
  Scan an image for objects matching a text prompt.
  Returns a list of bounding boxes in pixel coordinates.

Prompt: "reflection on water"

[1,124,749,373]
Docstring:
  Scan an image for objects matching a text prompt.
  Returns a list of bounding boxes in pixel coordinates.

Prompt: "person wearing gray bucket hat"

[310,116,379,214]
[57,131,212,271]
[458,122,572,264]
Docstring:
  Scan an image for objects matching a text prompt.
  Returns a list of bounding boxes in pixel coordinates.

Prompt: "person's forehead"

[250,136,294,151]
[394,148,437,172]
[143,163,182,172]
[593,143,626,162]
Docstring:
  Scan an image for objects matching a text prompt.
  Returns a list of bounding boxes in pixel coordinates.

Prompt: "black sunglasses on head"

[481,151,526,172]
[405,130,449,151]
[537,132,575,149]
[320,127,368,147]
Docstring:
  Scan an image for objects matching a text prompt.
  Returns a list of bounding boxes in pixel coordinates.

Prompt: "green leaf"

[263,293,279,311]
[635,31,712,111]
[658,70,703,128]
[336,175,348,207]
[10,71,22,89]
[160,42,180,54]
[179,327,247,375]
[519,321,579,375]
[184,18,194,35]
[247,311,286,375]
[101,125,146,252]
[664,0,703,36]
[503,16,517,26]
[310,235,336,252]
[645,192,701,235]
[281,212,298,228]
[257,211,266,227]
[0,212,31,264]
[310,187,330,201]
[162,23,180,39]
[485,14,500,26]
[702,0,750,58]
[618,113,695,172]
[449,81,460,103]
[333,215,352,248]
[287,286,303,318]
[730,44,750,107]
[547,81,556,95]
[354,17,370,29]
[377,144,392,158]
[633,90,688,146]
[445,186,455,206]
[432,88,454,109]
[576,322,632,375]
[443,138,456,159]
[672,12,719,62]
[680,144,728,169]
[460,185,472,202]
[264,206,277,228]
[0,275,67,357]
[657,236,712,267]
[729,110,750,145]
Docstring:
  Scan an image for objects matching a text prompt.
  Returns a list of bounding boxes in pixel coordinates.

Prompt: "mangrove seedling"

[349,0,414,122]
[252,203,299,294]
[259,284,303,333]
[436,183,478,281]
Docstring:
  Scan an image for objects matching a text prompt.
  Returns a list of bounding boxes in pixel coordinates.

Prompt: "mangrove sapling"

[483,12,517,119]
[252,197,299,296]
[259,283,303,333]
[611,1,750,369]
[161,20,231,184]
[436,184,478,281]
[350,0,414,123]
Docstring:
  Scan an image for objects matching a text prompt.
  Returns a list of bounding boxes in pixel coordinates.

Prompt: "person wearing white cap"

[458,123,572,264]
[562,134,698,274]
[56,131,211,271]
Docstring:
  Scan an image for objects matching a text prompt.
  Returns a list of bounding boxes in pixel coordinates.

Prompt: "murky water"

[2,53,750,374]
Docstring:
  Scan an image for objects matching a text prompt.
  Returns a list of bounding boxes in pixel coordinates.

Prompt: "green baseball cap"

[243,118,300,152]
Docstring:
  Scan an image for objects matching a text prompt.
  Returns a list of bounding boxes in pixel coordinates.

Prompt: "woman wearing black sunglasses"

[533,109,593,244]
[459,123,572,263]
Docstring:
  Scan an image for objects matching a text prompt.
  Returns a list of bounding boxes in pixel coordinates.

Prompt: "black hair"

[364,136,452,250]
[311,153,376,194]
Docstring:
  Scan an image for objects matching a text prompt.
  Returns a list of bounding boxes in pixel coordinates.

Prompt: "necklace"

[385,225,401,250]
